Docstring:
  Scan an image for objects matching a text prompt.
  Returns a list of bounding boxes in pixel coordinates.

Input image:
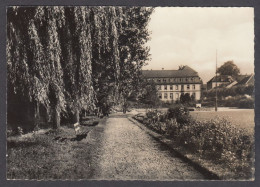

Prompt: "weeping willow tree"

[90,7,153,114]
[56,7,96,123]
[7,7,67,129]
[90,7,122,114]
[7,6,153,130]
[118,7,153,108]
[7,6,94,129]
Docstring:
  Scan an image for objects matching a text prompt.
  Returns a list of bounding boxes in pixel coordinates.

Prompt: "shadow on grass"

[54,133,88,142]
[71,134,88,141]
[7,140,41,149]
[80,120,99,127]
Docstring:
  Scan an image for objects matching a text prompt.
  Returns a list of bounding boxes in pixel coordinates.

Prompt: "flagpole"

[215,50,218,112]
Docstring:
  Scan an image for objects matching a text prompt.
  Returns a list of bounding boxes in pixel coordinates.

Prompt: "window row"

[158,84,197,90]
[158,92,196,99]
[147,77,198,83]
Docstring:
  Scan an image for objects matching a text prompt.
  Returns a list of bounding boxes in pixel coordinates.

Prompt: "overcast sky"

[145,7,254,83]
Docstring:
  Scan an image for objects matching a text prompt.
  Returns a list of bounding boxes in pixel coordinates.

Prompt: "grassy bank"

[7,119,105,180]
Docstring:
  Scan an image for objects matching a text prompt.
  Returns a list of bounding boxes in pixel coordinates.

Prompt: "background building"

[207,74,254,90]
[142,66,202,102]
[207,75,234,90]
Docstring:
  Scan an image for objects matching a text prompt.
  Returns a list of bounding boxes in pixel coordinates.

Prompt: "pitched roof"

[207,75,233,83]
[235,74,254,86]
[142,66,199,78]
[233,75,248,82]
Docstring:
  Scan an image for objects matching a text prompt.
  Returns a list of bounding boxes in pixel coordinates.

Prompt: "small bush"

[7,129,15,137]
[167,105,191,124]
[17,127,24,136]
[238,98,254,109]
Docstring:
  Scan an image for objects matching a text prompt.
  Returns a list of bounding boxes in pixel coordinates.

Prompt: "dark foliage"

[138,80,161,107]
[217,61,240,76]
[167,105,191,124]
[7,6,153,130]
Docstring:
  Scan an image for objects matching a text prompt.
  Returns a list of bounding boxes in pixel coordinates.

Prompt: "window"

[158,79,161,83]
[163,79,167,83]
[187,85,190,90]
[193,85,195,89]
[176,85,178,90]
[170,85,173,90]
[158,93,162,99]
[164,85,167,90]
[158,85,161,90]
[186,78,188,82]
[179,78,182,82]
[170,93,173,99]
[176,93,179,100]
[169,78,171,82]
[181,85,184,90]
[192,92,196,99]
[191,77,194,82]
[164,93,168,99]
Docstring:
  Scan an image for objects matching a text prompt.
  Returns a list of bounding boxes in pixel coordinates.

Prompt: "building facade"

[207,74,254,90]
[142,66,202,102]
[206,75,233,90]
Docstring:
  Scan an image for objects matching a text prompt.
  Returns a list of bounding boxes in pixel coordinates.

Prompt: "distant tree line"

[7,6,153,130]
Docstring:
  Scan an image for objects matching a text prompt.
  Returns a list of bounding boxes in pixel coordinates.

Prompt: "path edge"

[128,116,241,181]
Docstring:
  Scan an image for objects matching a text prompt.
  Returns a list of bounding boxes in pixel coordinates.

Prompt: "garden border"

[128,116,245,180]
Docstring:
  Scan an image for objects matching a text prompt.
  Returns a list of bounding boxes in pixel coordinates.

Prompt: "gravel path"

[95,113,205,180]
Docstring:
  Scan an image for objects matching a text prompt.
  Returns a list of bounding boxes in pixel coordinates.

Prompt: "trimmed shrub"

[167,105,191,124]
[238,98,254,109]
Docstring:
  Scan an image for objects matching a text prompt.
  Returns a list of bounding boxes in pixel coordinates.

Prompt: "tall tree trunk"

[34,101,40,128]
[53,106,60,129]
[73,109,80,123]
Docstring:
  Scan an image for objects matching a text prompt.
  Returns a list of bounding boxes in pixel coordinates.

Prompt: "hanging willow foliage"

[90,7,154,112]
[7,6,153,129]
[118,7,154,99]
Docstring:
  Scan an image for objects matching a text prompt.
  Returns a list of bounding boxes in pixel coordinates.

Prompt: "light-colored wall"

[211,82,228,88]
[157,84,201,101]
[155,77,201,84]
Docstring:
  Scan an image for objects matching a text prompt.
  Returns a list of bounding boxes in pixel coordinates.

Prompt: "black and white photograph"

[6,6,255,180]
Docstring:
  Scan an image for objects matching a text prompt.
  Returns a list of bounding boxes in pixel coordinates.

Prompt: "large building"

[142,66,202,102]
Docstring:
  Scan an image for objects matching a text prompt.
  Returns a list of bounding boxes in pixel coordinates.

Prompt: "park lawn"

[6,122,103,180]
[190,109,254,132]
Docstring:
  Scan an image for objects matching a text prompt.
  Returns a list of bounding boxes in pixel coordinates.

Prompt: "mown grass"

[190,110,254,131]
[7,126,98,180]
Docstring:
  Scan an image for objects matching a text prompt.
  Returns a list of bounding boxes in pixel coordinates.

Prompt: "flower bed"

[133,106,254,179]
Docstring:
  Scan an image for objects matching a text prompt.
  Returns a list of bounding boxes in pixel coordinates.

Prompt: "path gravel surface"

[93,113,205,180]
